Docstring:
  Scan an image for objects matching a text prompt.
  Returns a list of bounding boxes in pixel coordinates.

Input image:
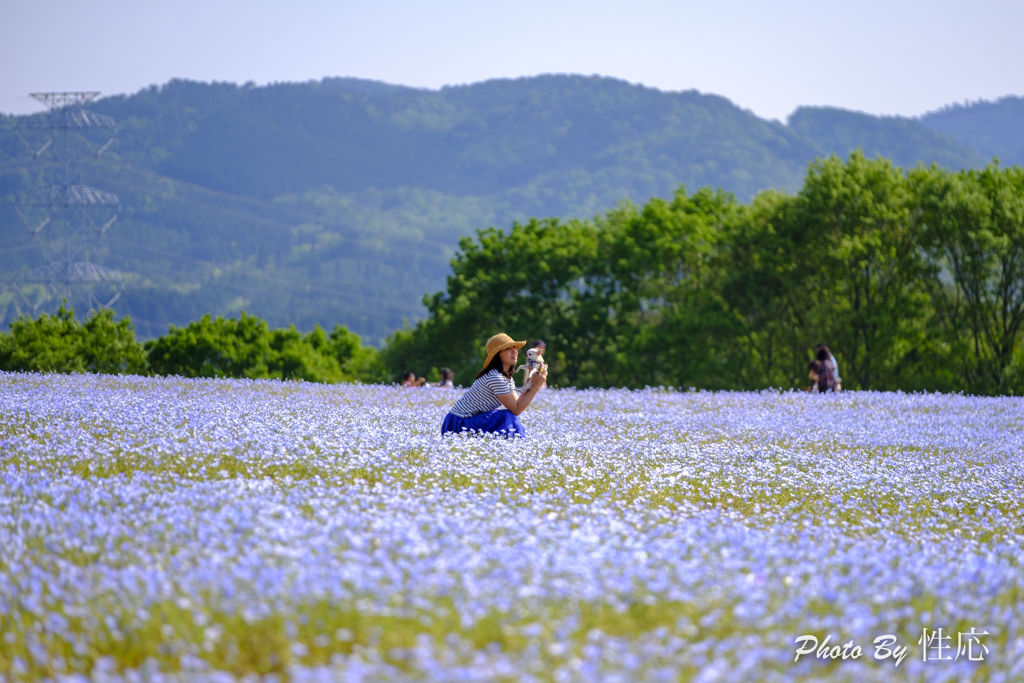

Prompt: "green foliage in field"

[385,153,1024,395]
[0,308,385,383]
[141,313,385,383]
[915,162,1024,393]
[0,306,147,375]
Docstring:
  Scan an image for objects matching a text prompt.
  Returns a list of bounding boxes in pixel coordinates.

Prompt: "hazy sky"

[2,0,1022,120]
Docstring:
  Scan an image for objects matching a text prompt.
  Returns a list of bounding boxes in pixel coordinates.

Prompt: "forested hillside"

[789,107,984,170]
[920,96,1024,166]
[0,75,1015,343]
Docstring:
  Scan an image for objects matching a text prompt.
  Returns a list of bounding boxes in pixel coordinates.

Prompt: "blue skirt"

[441,409,526,438]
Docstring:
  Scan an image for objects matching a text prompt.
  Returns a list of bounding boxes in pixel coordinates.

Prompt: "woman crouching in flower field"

[441,333,547,437]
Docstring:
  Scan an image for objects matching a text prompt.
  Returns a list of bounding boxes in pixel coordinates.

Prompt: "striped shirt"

[449,369,515,418]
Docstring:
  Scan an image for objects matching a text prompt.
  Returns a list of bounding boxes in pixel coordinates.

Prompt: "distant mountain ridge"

[789,106,986,170]
[80,75,999,208]
[1,75,1020,343]
[920,96,1024,167]
[87,75,816,212]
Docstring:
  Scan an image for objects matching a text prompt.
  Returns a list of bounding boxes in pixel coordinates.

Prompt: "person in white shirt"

[401,372,426,387]
[435,367,455,388]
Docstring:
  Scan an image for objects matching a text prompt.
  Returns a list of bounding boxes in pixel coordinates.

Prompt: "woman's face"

[500,346,519,368]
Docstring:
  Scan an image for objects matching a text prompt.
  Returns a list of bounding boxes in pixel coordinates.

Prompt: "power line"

[9,92,122,317]
[0,159,62,175]
[0,238,68,255]
[0,232,38,247]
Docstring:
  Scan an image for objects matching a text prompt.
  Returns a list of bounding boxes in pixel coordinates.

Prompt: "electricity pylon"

[11,92,123,315]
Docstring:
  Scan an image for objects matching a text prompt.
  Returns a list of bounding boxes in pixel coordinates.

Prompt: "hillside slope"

[789,106,985,170]
[920,96,1024,167]
[89,76,820,213]
[0,75,1004,342]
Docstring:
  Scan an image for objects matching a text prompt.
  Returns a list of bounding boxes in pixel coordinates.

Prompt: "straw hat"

[482,333,526,368]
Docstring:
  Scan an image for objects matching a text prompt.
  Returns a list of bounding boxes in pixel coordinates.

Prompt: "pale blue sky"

[2,0,1022,120]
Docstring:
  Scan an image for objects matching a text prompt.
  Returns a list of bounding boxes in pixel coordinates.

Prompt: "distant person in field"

[806,361,822,392]
[529,340,547,385]
[441,333,547,438]
[817,344,841,391]
[435,368,455,388]
[814,348,836,393]
[401,372,426,388]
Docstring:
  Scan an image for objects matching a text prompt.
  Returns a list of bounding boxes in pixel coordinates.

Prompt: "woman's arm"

[496,370,547,415]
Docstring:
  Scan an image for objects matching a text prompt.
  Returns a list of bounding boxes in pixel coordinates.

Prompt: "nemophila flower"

[0,372,1022,681]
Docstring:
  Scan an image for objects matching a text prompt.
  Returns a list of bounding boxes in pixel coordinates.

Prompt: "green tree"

[0,306,147,375]
[266,325,344,383]
[915,163,1024,393]
[381,156,1024,395]
[382,217,616,387]
[793,152,934,390]
[145,312,278,379]
[144,312,384,383]
[327,324,388,383]
[603,187,741,389]
[382,188,742,389]
[720,190,815,389]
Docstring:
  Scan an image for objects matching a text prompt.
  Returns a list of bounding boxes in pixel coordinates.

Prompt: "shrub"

[0,306,147,375]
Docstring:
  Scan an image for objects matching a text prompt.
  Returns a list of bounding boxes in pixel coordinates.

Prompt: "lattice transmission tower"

[11,91,122,315]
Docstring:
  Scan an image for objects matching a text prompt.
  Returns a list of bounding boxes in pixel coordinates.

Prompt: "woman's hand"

[498,369,548,415]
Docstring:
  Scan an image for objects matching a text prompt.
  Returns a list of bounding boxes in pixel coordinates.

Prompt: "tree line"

[3,153,1022,395]
[0,308,385,384]
[385,153,1024,395]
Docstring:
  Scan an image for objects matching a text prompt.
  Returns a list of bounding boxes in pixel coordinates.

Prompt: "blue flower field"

[1,372,1022,681]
